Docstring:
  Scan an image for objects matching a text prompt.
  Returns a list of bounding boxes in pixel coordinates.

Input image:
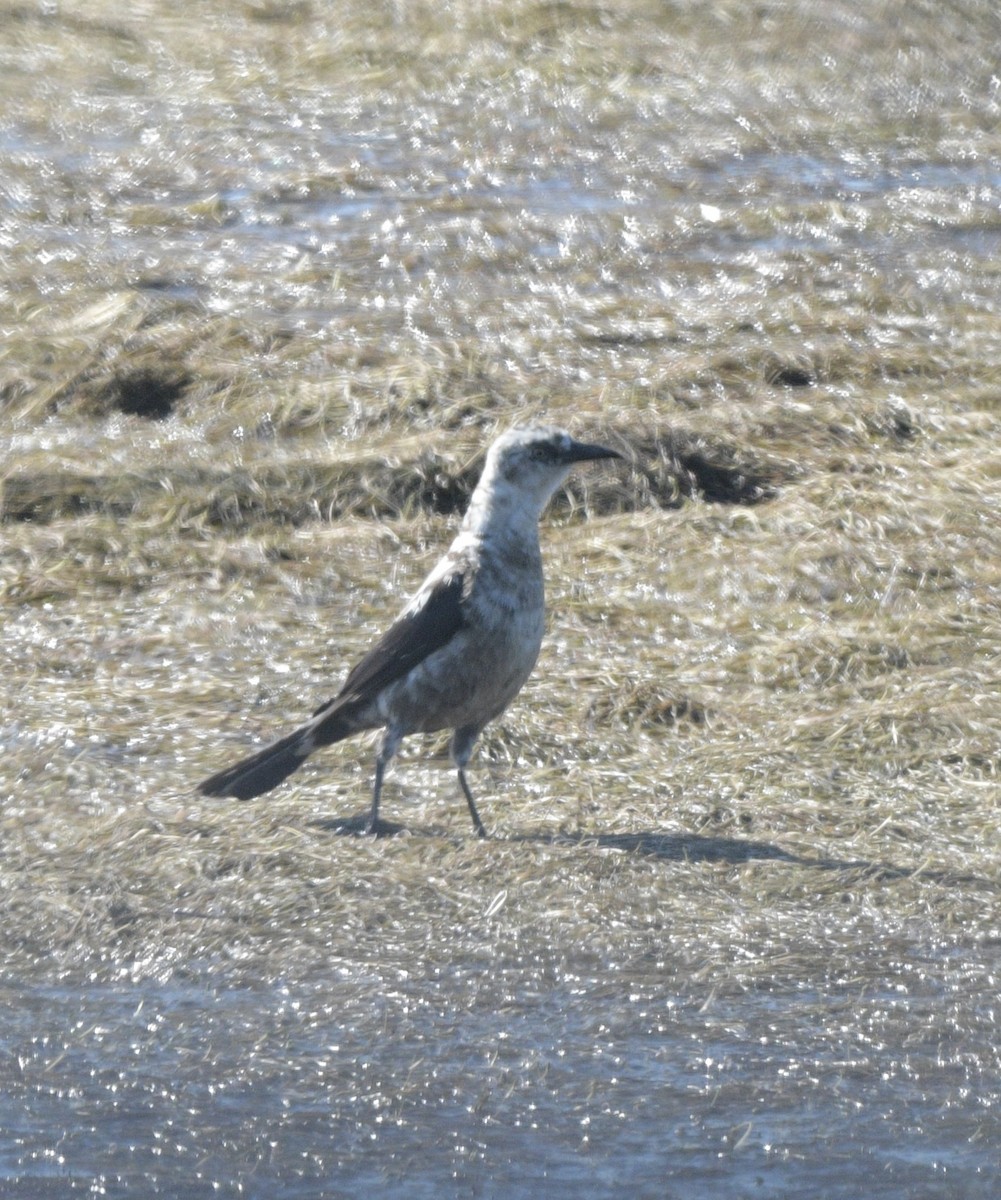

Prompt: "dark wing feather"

[311,568,467,723]
[198,564,469,798]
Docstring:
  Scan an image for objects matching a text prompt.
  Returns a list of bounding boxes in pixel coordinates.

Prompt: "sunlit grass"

[2,3,1001,1133]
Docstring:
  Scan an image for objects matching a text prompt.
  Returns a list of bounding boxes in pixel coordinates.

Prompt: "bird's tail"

[198,710,352,801]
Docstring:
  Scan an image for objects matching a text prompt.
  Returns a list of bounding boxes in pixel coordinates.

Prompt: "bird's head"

[467,425,621,529]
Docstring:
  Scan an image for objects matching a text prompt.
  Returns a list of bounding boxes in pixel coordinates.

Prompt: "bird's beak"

[564,439,622,464]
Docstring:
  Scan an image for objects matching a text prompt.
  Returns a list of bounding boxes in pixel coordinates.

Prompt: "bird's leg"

[451,726,487,838]
[457,769,487,839]
[367,726,402,835]
[367,757,386,835]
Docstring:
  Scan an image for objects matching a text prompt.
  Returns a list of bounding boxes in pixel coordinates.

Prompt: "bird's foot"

[363,816,403,838]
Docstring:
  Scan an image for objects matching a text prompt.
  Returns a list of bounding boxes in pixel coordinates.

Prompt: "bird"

[197,425,621,836]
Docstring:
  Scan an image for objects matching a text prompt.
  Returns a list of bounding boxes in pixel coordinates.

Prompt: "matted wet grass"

[3,0,1001,1195]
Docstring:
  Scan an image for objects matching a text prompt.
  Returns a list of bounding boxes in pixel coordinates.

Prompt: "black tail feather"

[198,726,315,801]
[199,692,363,802]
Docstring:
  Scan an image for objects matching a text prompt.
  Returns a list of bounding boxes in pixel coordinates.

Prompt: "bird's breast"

[381,581,544,735]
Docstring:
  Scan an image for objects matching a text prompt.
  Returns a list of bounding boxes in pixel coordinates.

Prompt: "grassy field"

[2,0,1001,1193]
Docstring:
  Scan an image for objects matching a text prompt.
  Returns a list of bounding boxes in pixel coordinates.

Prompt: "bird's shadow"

[308,814,993,888]
[313,814,407,838]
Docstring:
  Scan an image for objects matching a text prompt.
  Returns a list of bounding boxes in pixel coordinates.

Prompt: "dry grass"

[5,406,1000,985]
[3,0,1001,1192]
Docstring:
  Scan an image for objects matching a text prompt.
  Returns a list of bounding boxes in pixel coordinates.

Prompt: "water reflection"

[3,946,998,1198]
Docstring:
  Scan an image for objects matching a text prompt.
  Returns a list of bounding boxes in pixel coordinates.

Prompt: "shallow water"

[4,945,999,1198]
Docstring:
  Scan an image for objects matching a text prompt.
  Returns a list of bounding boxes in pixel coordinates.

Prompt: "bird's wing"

[312,563,468,720]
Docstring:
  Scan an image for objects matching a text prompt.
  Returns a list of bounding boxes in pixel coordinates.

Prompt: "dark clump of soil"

[617,428,786,511]
[104,367,191,420]
[769,364,815,388]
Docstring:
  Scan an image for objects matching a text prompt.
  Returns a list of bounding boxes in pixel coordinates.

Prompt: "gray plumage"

[198,425,620,836]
